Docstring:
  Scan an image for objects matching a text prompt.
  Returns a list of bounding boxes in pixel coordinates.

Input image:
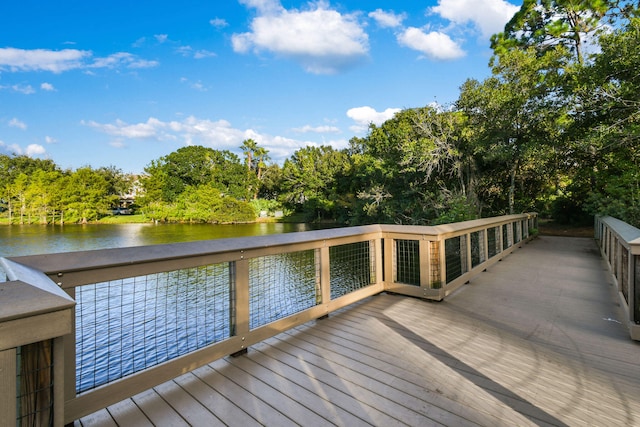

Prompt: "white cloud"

[210,18,229,28]
[0,140,24,155]
[0,47,157,73]
[83,117,170,140]
[347,106,401,133]
[179,77,209,91]
[397,27,465,60]
[431,0,519,38]
[12,84,35,94]
[369,9,406,28]
[90,52,159,69]
[83,115,338,162]
[41,82,55,91]
[233,1,369,74]
[132,37,146,48]
[109,139,126,148]
[45,136,57,144]
[25,144,46,156]
[292,125,340,134]
[9,118,27,130]
[0,47,90,73]
[176,46,217,59]
[0,140,45,157]
[154,34,169,43]
[239,0,283,15]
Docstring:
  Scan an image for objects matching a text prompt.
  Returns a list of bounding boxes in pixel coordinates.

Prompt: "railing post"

[438,239,447,300]
[633,255,640,325]
[233,259,250,353]
[319,246,331,305]
[383,236,394,290]
[419,238,431,294]
[0,277,74,427]
[371,239,382,286]
[483,229,489,263]
[465,233,472,275]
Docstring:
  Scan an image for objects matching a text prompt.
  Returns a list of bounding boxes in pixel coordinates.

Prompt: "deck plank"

[76,408,117,427]
[153,379,224,426]
[192,363,297,427]
[77,236,640,427]
[130,388,189,427]
[104,398,153,427]
[172,371,256,426]
[225,348,376,426]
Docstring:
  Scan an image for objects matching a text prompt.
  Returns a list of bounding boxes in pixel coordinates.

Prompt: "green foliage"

[3,3,640,228]
[144,185,255,223]
[551,196,592,226]
[249,198,286,217]
[491,0,615,64]
[141,146,247,203]
[279,145,350,222]
[431,191,478,225]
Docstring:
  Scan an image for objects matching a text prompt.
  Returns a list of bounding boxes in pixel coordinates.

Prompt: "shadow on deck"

[77,236,640,426]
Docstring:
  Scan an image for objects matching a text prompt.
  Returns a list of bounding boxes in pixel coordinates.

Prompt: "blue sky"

[0,0,521,174]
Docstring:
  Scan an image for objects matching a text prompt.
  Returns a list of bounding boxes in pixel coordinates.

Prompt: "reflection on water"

[0,222,314,258]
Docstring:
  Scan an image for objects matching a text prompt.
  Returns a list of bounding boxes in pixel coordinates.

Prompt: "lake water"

[0,222,318,259]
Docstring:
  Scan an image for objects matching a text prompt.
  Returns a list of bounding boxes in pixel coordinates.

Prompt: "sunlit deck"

[75,236,640,426]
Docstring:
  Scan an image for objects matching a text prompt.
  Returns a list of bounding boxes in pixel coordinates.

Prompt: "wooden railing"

[595,216,640,340]
[0,213,537,426]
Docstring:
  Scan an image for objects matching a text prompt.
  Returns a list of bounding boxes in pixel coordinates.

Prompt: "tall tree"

[491,0,617,64]
[280,145,349,221]
[141,146,246,203]
[65,167,116,223]
[570,14,640,225]
[457,46,568,214]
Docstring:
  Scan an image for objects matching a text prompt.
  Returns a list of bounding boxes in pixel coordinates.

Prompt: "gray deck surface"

[76,236,640,426]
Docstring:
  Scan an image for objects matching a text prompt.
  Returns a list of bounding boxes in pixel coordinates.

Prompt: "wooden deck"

[75,236,640,426]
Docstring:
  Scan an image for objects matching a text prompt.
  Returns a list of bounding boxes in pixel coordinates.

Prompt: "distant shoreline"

[0,214,286,226]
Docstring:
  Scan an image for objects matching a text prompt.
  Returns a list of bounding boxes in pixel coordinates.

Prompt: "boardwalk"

[76,236,640,426]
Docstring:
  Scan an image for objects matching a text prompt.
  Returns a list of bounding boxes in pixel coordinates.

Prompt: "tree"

[569,14,640,225]
[65,167,116,223]
[240,139,271,200]
[141,146,247,203]
[240,139,258,172]
[24,169,62,224]
[491,0,616,64]
[457,46,569,214]
[280,146,349,221]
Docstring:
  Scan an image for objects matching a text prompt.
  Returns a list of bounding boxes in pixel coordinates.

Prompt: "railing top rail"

[0,279,75,324]
[599,216,640,249]
[2,224,384,276]
[1,213,536,281]
[381,213,535,238]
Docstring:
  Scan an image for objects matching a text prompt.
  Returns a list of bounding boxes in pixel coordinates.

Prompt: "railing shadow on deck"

[1,213,550,425]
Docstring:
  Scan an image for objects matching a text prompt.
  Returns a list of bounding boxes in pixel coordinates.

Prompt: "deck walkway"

[75,236,640,426]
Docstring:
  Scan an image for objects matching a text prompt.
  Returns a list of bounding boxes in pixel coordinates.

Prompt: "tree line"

[2,1,639,227]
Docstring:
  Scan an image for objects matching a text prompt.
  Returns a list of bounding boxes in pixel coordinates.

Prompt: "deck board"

[78,236,640,426]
